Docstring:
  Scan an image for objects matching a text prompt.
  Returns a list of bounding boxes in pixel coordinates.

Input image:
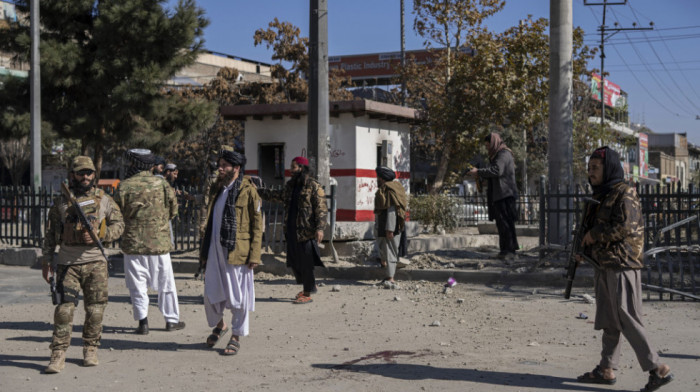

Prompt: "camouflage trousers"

[50,261,108,351]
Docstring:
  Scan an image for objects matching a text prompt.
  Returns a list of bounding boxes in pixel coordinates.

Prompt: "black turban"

[376,166,396,181]
[154,156,166,166]
[589,146,624,197]
[220,150,247,167]
[126,149,155,170]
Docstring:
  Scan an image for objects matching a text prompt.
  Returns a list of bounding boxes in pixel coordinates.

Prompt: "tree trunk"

[430,143,451,194]
[93,127,106,182]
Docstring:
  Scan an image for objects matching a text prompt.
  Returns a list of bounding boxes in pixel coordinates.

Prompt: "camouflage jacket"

[114,171,178,255]
[584,182,644,269]
[42,186,124,266]
[258,174,327,242]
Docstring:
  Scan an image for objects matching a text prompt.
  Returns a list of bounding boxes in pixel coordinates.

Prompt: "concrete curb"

[2,247,596,289]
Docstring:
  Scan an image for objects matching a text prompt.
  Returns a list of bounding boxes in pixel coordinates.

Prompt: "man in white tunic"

[199,150,263,355]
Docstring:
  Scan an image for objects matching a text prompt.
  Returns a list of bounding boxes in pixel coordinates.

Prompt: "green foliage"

[0,0,214,178]
[409,194,458,233]
[405,2,601,192]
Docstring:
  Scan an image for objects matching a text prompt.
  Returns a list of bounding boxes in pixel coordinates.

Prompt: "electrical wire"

[618,7,700,112]
[609,7,696,116]
[626,1,700,103]
[587,6,682,118]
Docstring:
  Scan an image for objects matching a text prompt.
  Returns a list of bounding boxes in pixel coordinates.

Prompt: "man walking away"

[114,149,185,335]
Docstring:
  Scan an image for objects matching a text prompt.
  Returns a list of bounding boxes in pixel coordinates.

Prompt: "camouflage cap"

[71,156,96,172]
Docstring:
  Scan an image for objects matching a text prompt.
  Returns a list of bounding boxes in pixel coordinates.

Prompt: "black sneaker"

[165,321,186,331]
[135,318,149,335]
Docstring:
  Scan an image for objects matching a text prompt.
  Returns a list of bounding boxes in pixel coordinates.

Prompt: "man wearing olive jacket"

[199,149,263,355]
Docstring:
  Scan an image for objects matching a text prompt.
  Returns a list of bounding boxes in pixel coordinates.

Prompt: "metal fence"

[538,180,700,300]
[1,183,336,256]
[446,192,539,227]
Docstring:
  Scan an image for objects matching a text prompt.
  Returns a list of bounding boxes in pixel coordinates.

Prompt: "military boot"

[83,346,99,367]
[45,350,66,374]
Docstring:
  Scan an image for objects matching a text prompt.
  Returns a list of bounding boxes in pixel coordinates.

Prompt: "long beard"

[70,178,94,195]
[215,170,236,192]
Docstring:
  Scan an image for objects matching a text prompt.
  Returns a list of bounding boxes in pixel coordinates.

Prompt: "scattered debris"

[457,298,465,304]
[577,312,588,320]
[527,341,540,347]
[582,294,595,304]
[430,320,441,327]
[331,285,341,292]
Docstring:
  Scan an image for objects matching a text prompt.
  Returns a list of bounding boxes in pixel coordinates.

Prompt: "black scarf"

[589,146,624,198]
[220,175,243,251]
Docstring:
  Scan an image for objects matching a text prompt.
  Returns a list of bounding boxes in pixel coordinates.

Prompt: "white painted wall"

[244,112,410,220]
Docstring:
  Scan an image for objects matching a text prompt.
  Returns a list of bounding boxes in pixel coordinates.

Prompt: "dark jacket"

[259,174,328,242]
[477,149,518,219]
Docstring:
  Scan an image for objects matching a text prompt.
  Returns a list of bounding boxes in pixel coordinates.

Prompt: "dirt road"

[0,265,697,392]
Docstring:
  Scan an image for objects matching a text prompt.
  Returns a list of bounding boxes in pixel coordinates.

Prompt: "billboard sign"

[639,132,649,178]
[591,73,623,108]
[329,48,473,80]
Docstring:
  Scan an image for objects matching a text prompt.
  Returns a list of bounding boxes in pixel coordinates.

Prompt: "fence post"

[539,174,546,261]
[328,183,338,263]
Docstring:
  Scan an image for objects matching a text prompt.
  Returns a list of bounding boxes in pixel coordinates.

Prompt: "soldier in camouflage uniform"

[114,149,185,335]
[258,156,327,304]
[576,147,674,391]
[41,156,124,374]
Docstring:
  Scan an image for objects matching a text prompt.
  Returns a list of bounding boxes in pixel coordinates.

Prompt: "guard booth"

[221,99,417,222]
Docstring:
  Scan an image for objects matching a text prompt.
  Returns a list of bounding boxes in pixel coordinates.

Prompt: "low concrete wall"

[477,223,540,237]
[0,248,42,268]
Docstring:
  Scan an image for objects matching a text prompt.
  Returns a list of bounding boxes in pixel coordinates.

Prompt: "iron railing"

[538,179,700,300]
[1,183,337,256]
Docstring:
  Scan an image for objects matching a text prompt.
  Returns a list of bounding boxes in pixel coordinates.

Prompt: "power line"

[586,6,683,119]
[617,6,700,113]
[625,2,700,103]
[583,32,700,44]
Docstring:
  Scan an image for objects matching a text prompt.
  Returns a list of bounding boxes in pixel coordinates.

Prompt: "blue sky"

[177,0,700,145]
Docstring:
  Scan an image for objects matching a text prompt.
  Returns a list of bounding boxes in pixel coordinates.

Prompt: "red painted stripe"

[248,169,410,179]
[330,169,410,179]
[336,209,411,222]
[336,209,375,221]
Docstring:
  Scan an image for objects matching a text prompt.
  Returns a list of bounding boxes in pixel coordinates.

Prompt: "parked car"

[453,202,488,224]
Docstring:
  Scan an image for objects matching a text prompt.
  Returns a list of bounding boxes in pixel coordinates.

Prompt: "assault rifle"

[60,182,108,262]
[564,197,602,299]
[49,275,60,305]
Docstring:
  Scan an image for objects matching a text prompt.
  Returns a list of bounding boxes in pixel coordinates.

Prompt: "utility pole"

[400,0,406,106]
[548,0,573,246]
[584,0,652,126]
[518,19,528,196]
[30,0,41,190]
[308,0,330,189]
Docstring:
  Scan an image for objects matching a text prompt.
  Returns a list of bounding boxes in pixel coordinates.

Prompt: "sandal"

[221,338,240,356]
[576,365,616,385]
[293,295,313,304]
[206,326,229,348]
[641,369,674,392]
[294,286,318,299]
